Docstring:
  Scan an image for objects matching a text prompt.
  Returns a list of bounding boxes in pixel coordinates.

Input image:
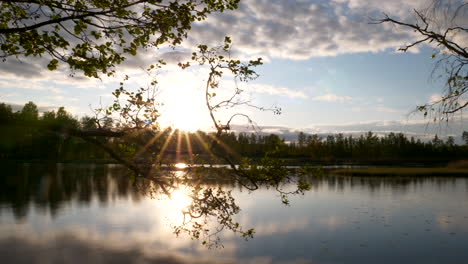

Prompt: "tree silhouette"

[0,0,239,77]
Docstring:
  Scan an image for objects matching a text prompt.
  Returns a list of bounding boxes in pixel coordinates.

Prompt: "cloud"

[0,0,434,80]
[0,79,62,94]
[375,105,402,113]
[158,50,192,64]
[311,93,352,102]
[429,93,443,104]
[0,58,46,78]
[249,84,308,99]
[184,0,427,60]
[2,102,56,113]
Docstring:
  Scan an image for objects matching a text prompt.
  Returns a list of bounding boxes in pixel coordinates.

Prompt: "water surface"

[1,163,468,263]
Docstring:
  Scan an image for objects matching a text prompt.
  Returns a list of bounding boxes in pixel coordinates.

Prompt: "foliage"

[178,36,280,134]
[168,38,306,247]
[0,0,239,77]
[374,1,468,121]
[94,62,164,130]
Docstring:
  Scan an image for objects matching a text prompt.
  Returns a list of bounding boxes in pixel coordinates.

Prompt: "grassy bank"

[332,167,468,176]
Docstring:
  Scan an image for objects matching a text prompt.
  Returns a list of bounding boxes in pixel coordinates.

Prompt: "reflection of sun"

[153,188,193,226]
[162,188,192,224]
[175,163,187,169]
[170,189,191,210]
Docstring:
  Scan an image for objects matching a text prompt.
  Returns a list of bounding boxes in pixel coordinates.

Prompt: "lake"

[1,163,468,264]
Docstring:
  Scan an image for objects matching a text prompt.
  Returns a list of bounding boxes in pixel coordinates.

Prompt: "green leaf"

[47,59,59,71]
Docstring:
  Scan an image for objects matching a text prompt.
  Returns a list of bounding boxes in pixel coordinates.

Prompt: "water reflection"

[1,163,468,263]
[174,163,188,169]
[0,163,142,219]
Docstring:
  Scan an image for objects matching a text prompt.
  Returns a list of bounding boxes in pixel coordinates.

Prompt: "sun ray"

[158,129,176,163]
[176,130,183,163]
[205,132,239,157]
[193,131,217,160]
[134,128,168,158]
[183,132,194,164]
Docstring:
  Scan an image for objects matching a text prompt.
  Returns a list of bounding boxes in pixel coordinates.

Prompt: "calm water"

[1,163,468,264]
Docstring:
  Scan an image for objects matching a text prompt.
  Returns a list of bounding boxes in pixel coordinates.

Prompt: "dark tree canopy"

[375,1,467,121]
[0,0,239,77]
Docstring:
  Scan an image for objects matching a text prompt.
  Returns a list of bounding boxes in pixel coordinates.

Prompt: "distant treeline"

[0,102,109,161]
[220,131,468,164]
[1,102,468,164]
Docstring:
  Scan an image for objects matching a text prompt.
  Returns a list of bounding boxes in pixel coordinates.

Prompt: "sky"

[0,0,467,140]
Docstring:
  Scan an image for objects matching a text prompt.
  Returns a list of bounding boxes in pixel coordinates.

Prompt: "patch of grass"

[332,167,468,176]
[447,160,468,169]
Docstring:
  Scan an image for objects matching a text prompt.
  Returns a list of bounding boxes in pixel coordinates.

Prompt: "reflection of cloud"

[436,215,451,231]
[317,216,345,231]
[254,217,309,236]
[0,234,234,264]
[435,214,468,233]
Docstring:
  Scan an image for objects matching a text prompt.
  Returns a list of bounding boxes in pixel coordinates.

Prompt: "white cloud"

[311,93,352,102]
[45,95,79,103]
[376,105,403,113]
[249,84,308,99]
[429,93,443,104]
[0,79,62,93]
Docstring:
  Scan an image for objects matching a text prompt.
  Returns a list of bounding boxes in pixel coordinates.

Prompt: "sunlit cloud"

[249,84,308,99]
[0,79,62,94]
[375,105,403,113]
[311,93,353,102]
[429,93,443,104]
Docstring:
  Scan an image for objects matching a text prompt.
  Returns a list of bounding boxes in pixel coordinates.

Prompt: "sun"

[157,69,215,132]
[171,111,201,132]
[161,89,210,132]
